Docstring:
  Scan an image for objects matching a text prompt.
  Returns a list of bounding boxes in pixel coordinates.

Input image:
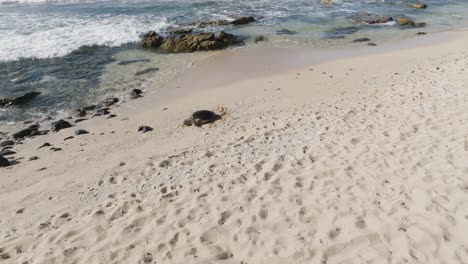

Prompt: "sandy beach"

[2,30,468,264]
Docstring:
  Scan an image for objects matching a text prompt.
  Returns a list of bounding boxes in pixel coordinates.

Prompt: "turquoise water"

[0,0,468,125]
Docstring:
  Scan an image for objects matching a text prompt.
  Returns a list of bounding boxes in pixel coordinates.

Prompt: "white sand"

[1,31,468,264]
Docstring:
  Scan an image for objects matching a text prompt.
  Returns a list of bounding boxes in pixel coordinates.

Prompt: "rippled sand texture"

[1,33,468,263]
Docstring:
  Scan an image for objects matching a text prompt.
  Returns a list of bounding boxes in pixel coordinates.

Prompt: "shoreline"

[1,29,468,263]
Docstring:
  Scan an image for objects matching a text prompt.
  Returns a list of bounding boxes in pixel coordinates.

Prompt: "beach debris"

[130,89,143,99]
[51,119,72,132]
[183,110,221,127]
[255,35,266,43]
[0,140,14,147]
[138,126,154,133]
[353,37,371,42]
[231,16,256,25]
[411,2,427,9]
[0,155,10,167]
[348,12,393,25]
[0,91,41,107]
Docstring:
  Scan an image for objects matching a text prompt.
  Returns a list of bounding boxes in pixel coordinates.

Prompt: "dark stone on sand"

[183,110,221,127]
[0,155,10,167]
[0,91,41,107]
[38,143,51,149]
[64,136,74,141]
[118,59,150,66]
[0,150,15,156]
[255,36,266,43]
[135,68,159,76]
[13,125,39,140]
[103,98,119,107]
[367,42,377,46]
[138,126,153,133]
[0,140,14,147]
[348,12,393,25]
[418,32,427,35]
[75,118,87,123]
[142,31,165,48]
[75,108,87,117]
[29,156,39,161]
[96,108,110,115]
[107,114,117,119]
[353,37,371,42]
[130,89,143,99]
[276,29,297,35]
[51,119,72,132]
[230,16,256,25]
[75,129,89,135]
[52,147,62,152]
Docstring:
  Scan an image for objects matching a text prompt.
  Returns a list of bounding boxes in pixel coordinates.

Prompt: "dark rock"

[138,126,153,133]
[276,29,297,35]
[75,108,87,117]
[52,147,62,152]
[64,136,74,141]
[130,89,143,99]
[135,68,159,76]
[142,31,165,48]
[325,26,360,39]
[0,150,15,156]
[367,42,377,46]
[0,155,10,167]
[167,28,193,35]
[82,105,97,111]
[0,91,41,107]
[75,118,88,123]
[396,16,426,28]
[107,114,117,119]
[190,20,230,28]
[96,108,110,115]
[102,98,119,107]
[184,110,221,127]
[417,32,427,35]
[348,12,393,24]
[30,130,49,137]
[160,32,240,53]
[411,2,427,9]
[353,37,371,42]
[75,129,89,135]
[118,59,150,66]
[51,119,72,132]
[255,36,266,43]
[230,16,255,25]
[0,140,14,147]
[13,125,39,140]
[38,143,51,149]
[29,156,39,161]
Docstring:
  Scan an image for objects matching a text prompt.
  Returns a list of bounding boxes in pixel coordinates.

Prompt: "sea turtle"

[183,110,221,127]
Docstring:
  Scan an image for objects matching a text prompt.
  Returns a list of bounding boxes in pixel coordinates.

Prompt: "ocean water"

[1,0,468,127]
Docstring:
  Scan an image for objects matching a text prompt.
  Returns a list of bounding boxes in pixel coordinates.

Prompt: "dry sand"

[1,31,468,264]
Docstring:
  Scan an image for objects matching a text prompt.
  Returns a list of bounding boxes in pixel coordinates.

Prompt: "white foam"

[0,15,171,61]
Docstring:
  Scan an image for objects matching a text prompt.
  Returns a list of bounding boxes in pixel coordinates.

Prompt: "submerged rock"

[276,29,297,35]
[325,26,360,39]
[231,16,256,25]
[255,36,266,43]
[0,91,41,107]
[135,68,159,76]
[348,12,393,25]
[396,16,426,28]
[0,155,10,167]
[51,120,72,132]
